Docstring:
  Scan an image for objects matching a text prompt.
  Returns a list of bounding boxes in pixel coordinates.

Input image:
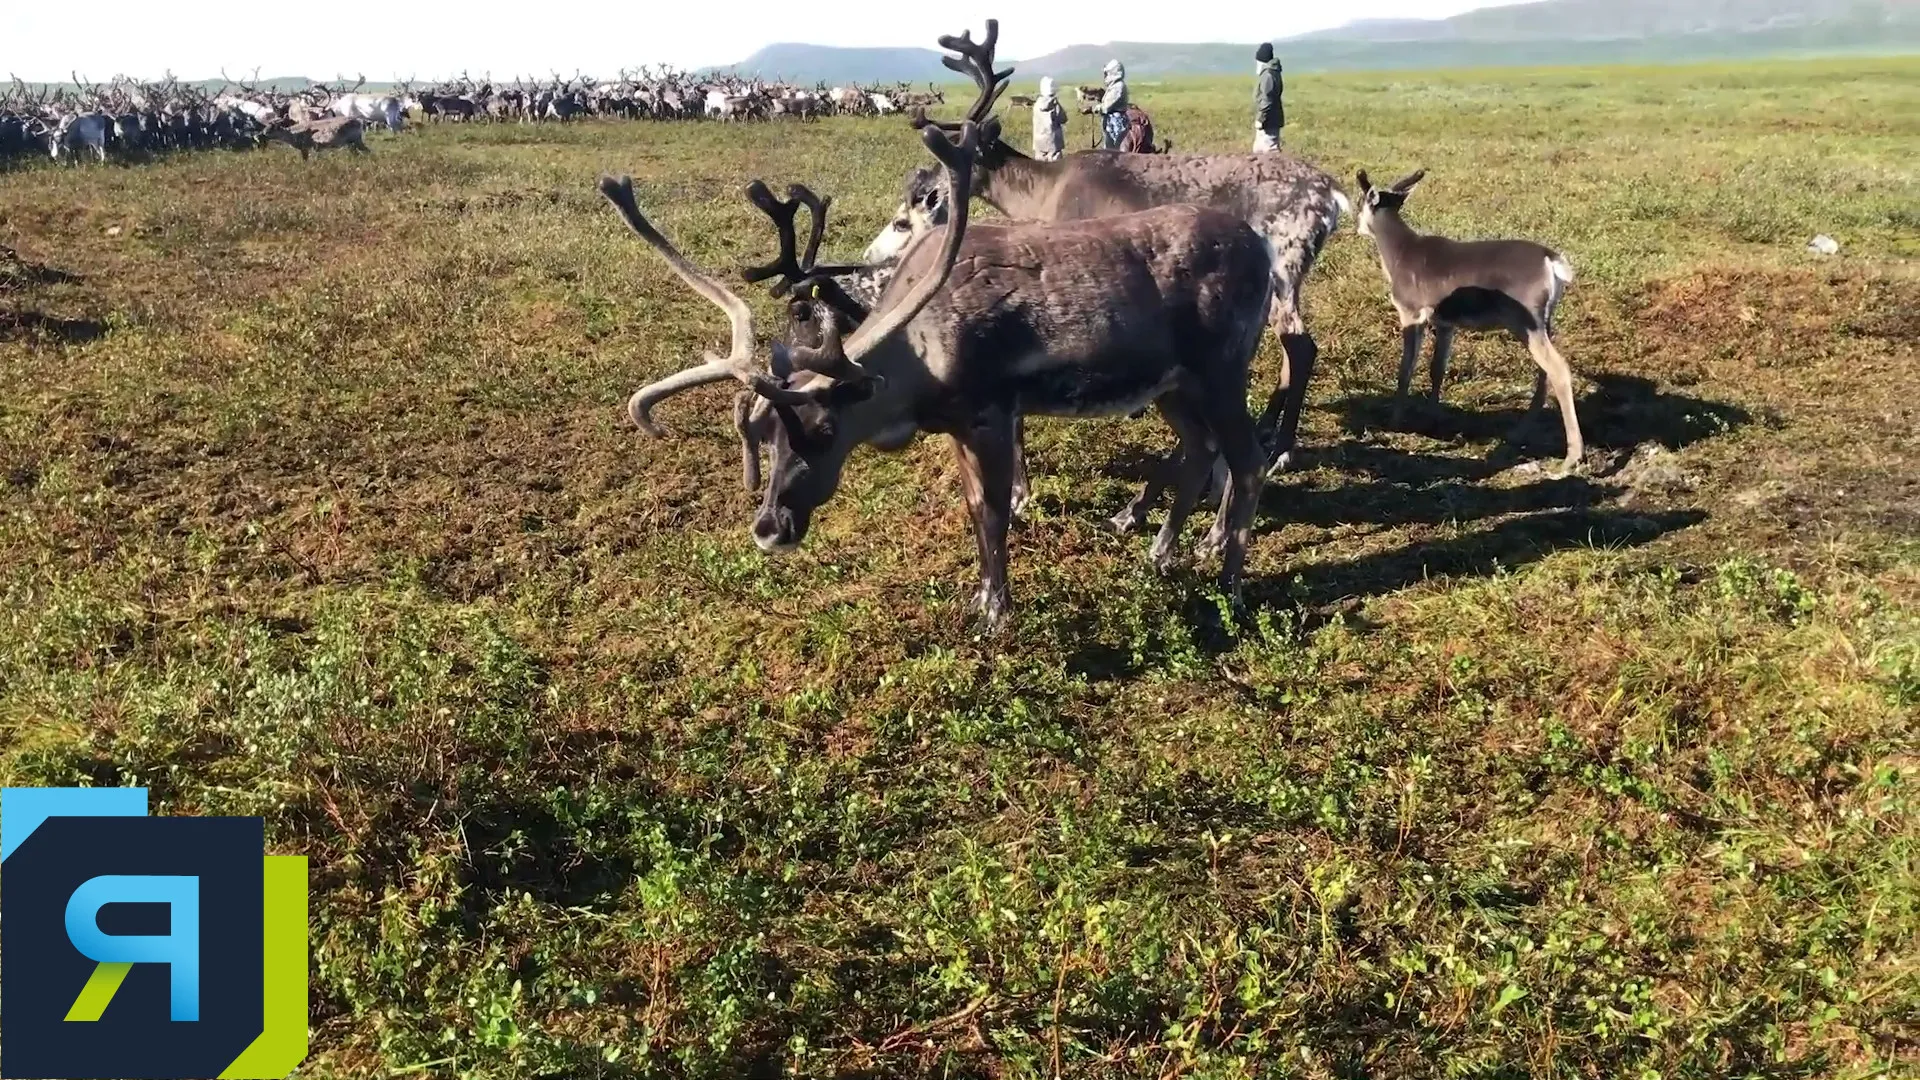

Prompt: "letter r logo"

[63,875,201,1022]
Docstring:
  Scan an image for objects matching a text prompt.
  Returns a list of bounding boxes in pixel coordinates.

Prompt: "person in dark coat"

[1253,42,1284,152]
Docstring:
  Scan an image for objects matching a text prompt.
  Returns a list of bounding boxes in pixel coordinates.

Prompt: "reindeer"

[1354,168,1584,472]
[50,112,112,162]
[260,116,369,159]
[601,91,1277,628]
[326,75,404,131]
[868,21,1346,534]
[214,68,279,125]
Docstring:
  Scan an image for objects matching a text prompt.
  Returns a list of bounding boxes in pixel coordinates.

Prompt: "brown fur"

[754,203,1277,627]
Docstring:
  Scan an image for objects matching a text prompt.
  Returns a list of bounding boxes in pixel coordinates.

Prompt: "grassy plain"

[2,57,1917,1078]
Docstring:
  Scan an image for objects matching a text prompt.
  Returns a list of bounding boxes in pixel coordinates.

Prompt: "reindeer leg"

[1252,289,1317,474]
[1009,413,1031,519]
[951,415,1016,630]
[1429,325,1455,401]
[1526,329,1583,473]
[1194,389,1264,606]
[1393,323,1424,427]
[1259,332,1317,476]
[1112,450,1169,535]
[1149,398,1216,575]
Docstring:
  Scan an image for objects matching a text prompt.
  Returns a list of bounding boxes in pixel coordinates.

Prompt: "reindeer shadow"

[1338,372,1755,455]
[1243,506,1704,613]
[1260,471,1624,536]
[0,246,82,290]
[1050,505,1705,679]
[0,311,108,343]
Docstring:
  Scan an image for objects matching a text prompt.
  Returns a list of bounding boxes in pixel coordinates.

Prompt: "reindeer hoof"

[1193,530,1228,563]
[1110,507,1145,535]
[1264,451,1293,479]
[968,588,1011,631]
[1150,542,1181,575]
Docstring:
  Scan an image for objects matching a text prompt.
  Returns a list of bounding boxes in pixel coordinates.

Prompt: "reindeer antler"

[602,118,979,432]
[933,20,1012,126]
[596,177,834,434]
[784,121,980,380]
[739,182,872,325]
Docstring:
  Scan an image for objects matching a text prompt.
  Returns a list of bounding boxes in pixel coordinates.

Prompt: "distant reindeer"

[50,112,112,162]
[261,116,368,159]
[1354,168,1583,472]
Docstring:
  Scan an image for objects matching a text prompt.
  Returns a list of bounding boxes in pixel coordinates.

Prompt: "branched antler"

[739,181,870,324]
[599,117,979,434]
[935,20,1012,125]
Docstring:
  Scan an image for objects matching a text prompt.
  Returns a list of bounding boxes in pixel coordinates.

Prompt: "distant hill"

[1012,43,1251,80]
[719,0,1920,82]
[1294,0,1920,41]
[710,45,950,84]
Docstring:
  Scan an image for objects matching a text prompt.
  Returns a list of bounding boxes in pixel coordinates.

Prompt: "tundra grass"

[1,57,1917,1079]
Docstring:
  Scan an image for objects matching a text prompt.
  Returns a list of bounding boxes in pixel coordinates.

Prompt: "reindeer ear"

[1391,168,1427,193]
[1355,170,1372,194]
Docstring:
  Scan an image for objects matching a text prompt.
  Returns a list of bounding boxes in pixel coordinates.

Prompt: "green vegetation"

[2,58,1917,1078]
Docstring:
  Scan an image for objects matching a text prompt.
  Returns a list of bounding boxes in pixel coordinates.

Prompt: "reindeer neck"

[836,333,938,446]
[975,153,1063,220]
[1369,208,1421,263]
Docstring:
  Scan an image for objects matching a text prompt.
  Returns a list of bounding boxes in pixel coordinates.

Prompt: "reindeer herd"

[0,65,955,166]
[600,19,1588,627]
[414,71,947,123]
[0,71,404,164]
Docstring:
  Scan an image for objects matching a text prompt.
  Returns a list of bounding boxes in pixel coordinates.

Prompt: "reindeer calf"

[262,116,368,160]
[1356,168,1583,472]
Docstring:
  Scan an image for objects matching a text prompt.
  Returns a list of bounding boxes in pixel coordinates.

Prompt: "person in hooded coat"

[1253,42,1284,152]
[1097,59,1129,150]
[1032,76,1066,161]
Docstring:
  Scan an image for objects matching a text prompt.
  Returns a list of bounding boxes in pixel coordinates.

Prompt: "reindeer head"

[863,165,949,263]
[598,121,979,553]
[865,20,1011,263]
[1354,168,1426,237]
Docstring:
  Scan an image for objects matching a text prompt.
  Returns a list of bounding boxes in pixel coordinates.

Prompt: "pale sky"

[11,1,1512,83]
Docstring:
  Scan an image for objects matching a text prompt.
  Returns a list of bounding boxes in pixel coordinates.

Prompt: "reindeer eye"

[892,219,911,232]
